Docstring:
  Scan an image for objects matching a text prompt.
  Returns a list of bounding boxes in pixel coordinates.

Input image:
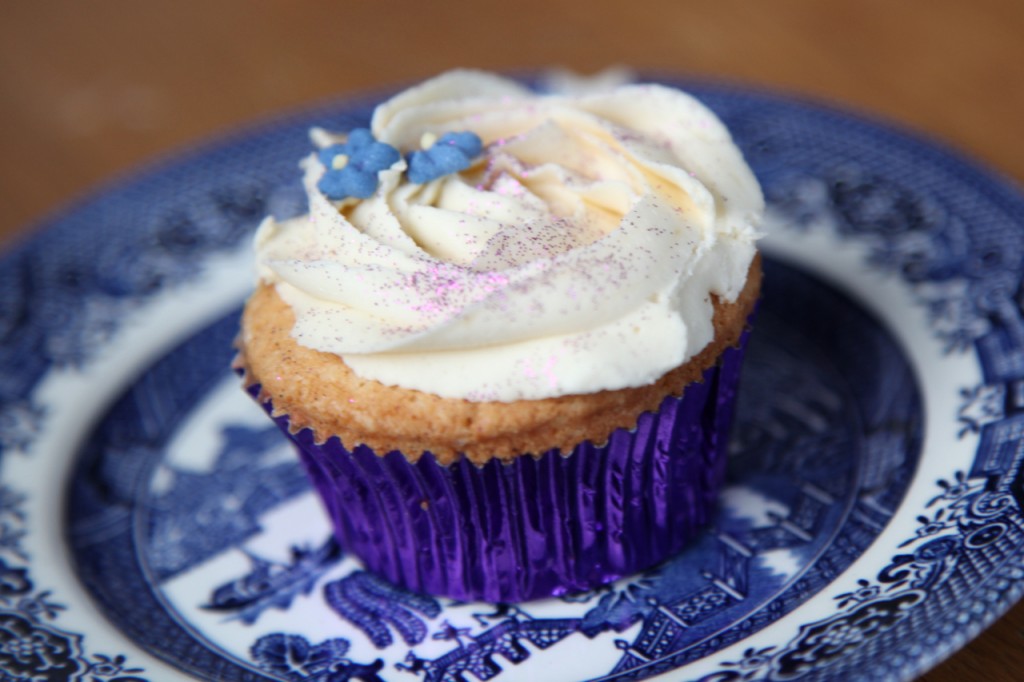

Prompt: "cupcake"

[237,70,763,603]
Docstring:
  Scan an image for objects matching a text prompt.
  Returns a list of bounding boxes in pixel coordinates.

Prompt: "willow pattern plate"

[2,78,1023,682]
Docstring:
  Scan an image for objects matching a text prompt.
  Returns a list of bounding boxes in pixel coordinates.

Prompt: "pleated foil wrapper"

[242,326,751,603]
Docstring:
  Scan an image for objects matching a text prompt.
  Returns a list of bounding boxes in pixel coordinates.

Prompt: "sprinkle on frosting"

[255,70,763,402]
[407,131,483,184]
[316,128,401,200]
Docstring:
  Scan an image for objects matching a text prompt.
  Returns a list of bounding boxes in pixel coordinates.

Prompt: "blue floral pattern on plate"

[1,76,1022,681]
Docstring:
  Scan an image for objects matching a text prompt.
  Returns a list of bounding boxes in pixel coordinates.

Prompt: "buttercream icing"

[254,70,762,401]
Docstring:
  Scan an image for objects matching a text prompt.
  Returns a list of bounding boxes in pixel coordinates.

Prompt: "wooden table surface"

[2,2,1022,679]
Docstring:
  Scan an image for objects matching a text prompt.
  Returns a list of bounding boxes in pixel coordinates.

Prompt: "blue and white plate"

[2,79,1023,682]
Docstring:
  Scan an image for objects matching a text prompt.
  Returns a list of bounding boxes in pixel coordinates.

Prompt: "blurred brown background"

[1,1,1022,679]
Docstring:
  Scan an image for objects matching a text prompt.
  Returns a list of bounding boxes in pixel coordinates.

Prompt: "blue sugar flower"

[407,131,483,184]
[317,128,401,200]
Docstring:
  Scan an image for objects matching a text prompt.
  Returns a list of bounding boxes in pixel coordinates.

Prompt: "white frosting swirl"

[255,70,762,401]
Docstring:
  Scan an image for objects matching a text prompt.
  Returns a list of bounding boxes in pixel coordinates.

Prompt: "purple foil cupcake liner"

[242,327,751,603]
